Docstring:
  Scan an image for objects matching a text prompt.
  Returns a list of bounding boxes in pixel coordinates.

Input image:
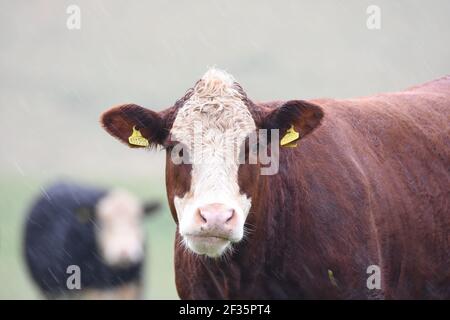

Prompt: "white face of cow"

[170,69,256,257]
[96,190,145,267]
[101,68,325,259]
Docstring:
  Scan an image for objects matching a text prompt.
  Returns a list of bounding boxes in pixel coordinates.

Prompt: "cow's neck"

[196,163,300,297]
[175,150,320,299]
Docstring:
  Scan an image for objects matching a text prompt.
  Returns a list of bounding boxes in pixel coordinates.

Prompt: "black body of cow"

[23,181,142,297]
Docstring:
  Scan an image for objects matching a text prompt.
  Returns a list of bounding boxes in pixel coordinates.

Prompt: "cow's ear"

[142,201,160,216]
[261,100,324,140]
[100,104,167,148]
[74,206,95,224]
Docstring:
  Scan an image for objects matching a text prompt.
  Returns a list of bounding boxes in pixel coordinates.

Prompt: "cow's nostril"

[197,204,236,226]
[197,209,207,223]
[226,210,235,223]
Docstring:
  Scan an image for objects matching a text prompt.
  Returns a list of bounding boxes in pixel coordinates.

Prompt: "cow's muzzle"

[183,203,240,257]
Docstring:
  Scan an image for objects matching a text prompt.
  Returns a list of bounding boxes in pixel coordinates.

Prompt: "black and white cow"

[23,181,159,299]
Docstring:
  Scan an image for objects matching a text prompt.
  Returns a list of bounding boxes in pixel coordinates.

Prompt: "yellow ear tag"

[280,125,300,148]
[128,126,149,147]
[328,269,339,287]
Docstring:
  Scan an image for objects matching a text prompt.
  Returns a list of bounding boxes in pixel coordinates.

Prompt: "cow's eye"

[177,145,190,164]
[166,142,190,165]
[163,140,177,151]
[75,207,93,223]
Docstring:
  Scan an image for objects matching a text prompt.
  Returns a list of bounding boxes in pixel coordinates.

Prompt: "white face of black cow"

[96,190,146,266]
[169,69,256,257]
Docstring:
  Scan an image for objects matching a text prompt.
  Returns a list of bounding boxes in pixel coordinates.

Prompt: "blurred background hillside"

[1,0,449,299]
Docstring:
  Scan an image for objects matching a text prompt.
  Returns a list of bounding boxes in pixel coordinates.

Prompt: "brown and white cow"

[101,69,450,299]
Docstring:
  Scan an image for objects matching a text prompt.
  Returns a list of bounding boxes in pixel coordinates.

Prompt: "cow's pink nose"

[196,203,236,227]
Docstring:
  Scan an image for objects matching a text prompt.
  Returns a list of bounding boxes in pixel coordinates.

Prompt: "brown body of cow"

[102,72,450,299]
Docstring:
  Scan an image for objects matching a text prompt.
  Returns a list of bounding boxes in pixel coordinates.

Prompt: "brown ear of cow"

[100,104,167,148]
[261,100,324,139]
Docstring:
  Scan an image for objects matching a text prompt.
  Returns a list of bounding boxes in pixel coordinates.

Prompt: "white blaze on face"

[170,68,256,257]
[96,190,145,267]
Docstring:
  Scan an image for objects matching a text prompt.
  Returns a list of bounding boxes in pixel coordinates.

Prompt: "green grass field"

[0,174,178,299]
